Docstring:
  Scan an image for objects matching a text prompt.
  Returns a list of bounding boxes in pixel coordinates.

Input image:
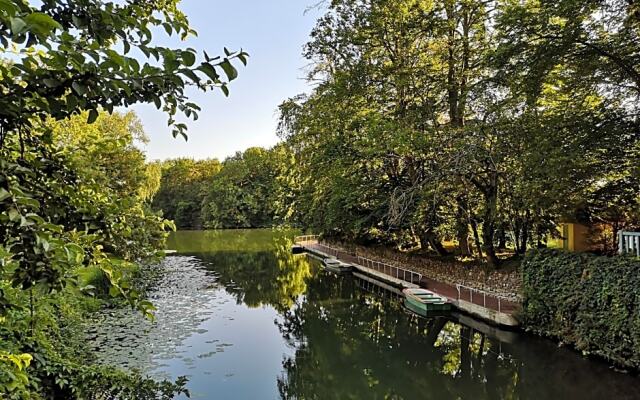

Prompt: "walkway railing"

[294,235,319,245]
[618,231,640,256]
[356,255,422,285]
[312,243,343,258]
[455,284,513,313]
[306,242,423,285]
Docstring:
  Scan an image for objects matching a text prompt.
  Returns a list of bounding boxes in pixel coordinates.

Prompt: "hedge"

[521,249,640,369]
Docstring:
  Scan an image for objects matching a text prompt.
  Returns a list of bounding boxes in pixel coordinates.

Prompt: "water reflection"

[91,230,640,400]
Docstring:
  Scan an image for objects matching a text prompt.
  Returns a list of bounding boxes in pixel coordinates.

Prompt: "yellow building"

[549,223,592,252]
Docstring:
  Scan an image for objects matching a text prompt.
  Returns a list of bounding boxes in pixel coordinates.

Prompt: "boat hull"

[403,288,451,316]
[323,259,353,273]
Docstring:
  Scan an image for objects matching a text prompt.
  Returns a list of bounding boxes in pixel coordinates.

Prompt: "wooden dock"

[295,237,520,328]
[301,243,419,290]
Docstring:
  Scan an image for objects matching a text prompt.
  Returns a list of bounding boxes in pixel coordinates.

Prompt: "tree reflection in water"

[167,230,640,400]
[184,231,312,313]
[272,271,640,400]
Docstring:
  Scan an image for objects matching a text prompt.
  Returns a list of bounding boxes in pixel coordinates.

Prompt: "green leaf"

[105,49,125,69]
[162,22,173,36]
[7,208,20,222]
[43,78,59,88]
[237,52,248,66]
[181,68,200,84]
[219,59,238,81]
[10,17,27,35]
[0,188,10,202]
[87,109,99,124]
[198,63,219,81]
[182,51,196,67]
[0,0,18,17]
[15,197,39,207]
[24,12,62,35]
[72,82,87,96]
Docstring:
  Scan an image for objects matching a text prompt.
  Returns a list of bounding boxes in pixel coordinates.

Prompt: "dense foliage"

[152,146,294,230]
[152,158,222,229]
[1,0,246,397]
[274,0,640,266]
[0,112,181,398]
[521,249,640,370]
[148,1,639,269]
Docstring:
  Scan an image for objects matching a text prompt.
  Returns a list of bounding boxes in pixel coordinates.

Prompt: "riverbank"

[322,239,522,302]
[522,249,640,371]
[318,238,640,372]
[88,230,640,399]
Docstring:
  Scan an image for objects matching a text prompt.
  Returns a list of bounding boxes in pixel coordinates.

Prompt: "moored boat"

[403,288,451,315]
[323,258,353,273]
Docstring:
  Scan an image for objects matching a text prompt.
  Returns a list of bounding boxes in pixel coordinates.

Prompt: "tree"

[203,147,280,229]
[152,158,222,229]
[279,0,639,266]
[0,0,246,396]
[0,0,248,142]
[48,111,149,197]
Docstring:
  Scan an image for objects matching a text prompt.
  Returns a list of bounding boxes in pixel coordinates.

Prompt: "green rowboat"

[403,288,451,315]
[323,258,353,273]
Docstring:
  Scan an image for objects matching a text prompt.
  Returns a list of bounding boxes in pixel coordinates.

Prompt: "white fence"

[455,284,514,313]
[356,255,422,285]
[302,240,423,285]
[618,231,640,257]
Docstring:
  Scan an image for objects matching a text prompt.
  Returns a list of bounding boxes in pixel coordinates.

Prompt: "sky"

[133,1,325,161]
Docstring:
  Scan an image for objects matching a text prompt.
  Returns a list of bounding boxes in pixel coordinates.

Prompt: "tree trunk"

[470,218,484,259]
[482,212,500,267]
[612,222,619,255]
[517,210,530,254]
[513,215,525,253]
[479,174,500,268]
[518,225,529,254]
[421,229,450,256]
[460,326,473,379]
[425,317,447,347]
[497,225,507,250]
[445,0,460,127]
[456,203,472,256]
[483,338,499,398]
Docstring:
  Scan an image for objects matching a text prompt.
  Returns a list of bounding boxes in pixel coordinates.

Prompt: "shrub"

[521,249,640,369]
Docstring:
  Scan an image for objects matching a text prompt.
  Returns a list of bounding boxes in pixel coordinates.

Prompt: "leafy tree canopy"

[0,0,248,141]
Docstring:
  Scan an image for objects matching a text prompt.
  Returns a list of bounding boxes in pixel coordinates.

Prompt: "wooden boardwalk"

[298,239,520,327]
[303,243,419,289]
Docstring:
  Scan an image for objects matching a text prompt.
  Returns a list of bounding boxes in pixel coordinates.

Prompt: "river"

[89,229,640,399]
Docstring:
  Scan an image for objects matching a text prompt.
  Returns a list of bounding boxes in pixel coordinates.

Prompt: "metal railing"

[308,242,422,285]
[455,284,514,313]
[619,231,640,257]
[315,243,343,258]
[299,238,519,313]
[356,255,422,285]
[294,235,319,245]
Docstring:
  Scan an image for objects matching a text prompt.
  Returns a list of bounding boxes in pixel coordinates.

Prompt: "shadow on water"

[91,230,640,400]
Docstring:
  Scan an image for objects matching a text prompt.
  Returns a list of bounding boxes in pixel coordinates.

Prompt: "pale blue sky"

[134,1,324,161]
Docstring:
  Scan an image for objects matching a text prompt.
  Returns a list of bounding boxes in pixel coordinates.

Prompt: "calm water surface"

[91,230,640,399]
